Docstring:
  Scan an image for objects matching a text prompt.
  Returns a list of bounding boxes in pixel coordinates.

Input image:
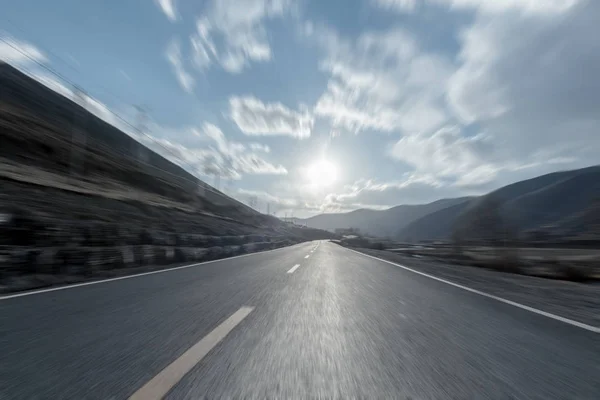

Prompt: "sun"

[305,159,338,188]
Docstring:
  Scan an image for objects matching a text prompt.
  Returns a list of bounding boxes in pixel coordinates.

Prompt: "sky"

[1,0,599,217]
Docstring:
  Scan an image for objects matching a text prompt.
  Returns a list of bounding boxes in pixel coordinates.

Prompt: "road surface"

[0,241,598,399]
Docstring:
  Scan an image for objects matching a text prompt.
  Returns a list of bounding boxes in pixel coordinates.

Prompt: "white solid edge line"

[345,247,600,334]
[287,264,300,274]
[0,243,305,301]
[128,306,254,400]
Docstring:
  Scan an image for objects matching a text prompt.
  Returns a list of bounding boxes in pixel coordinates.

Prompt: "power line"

[1,19,80,75]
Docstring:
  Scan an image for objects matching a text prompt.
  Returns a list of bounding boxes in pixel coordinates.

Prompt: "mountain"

[0,62,260,218]
[0,62,336,241]
[299,198,471,238]
[397,200,473,242]
[399,166,600,242]
[0,62,339,256]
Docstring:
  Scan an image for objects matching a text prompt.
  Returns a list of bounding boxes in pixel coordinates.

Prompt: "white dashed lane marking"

[287,264,300,274]
[128,306,255,400]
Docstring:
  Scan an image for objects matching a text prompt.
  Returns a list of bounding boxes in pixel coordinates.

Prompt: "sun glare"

[306,159,338,188]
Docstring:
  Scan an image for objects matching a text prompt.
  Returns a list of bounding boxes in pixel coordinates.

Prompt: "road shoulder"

[346,246,600,329]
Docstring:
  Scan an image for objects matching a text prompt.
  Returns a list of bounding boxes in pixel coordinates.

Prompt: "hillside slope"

[400,166,600,242]
[0,62,260,220]
[397,200,473,242]
[0,62,341,245]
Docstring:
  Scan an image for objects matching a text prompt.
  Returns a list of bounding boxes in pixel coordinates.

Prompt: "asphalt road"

[0,241,598,399]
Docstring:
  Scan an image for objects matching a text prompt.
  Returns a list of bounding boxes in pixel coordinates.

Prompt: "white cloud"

[237,154,288,175]
[29,73,72,97]
[447,0,600,167]
[230,96,313,138]
[190,0,293,73]
[165,38,195,92]
[313,0,596,200]
[0,37,46,65]
[390,126,499,186]
[318,175,459,211]
[155,0,178,21]
[442,0,578,14]
[249,143,270,152]
[197,123,287,176]
[234,188,329,216]
[133,122,287,181]
[371,0,579,14]
[237,189,298,208]
[371,0,417,13]
[313,27,453,135]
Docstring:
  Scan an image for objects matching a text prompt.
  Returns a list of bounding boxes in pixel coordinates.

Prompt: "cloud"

[371,0,579,14]
[390,126,499,187]
[155,0,178,21]
[230,96,313,138]
[318,175,462,211]
[312,27,453,135]
[310,0,597,203]
[237,189,298,208]
[443,0,578,14]
[189,0,293,73]
[165,38,195,92]
[249,143,270,152]
[0,37,46,65]
[234,188,330,216]
[192,123,288,177]
[201,123,288,175]
[236,188,342,216]
[447,0,600,168]
[125,120,289,184]
[371,0,417,13]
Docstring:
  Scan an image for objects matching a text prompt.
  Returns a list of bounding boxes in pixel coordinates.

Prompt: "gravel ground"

[352,247,600,328]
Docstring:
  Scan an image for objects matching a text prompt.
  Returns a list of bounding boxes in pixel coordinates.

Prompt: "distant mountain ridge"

[298,197,472,238]
[399,166,600,241]
[302,166,600,242]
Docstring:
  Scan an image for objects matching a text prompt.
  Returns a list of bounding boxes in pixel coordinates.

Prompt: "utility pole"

[70,85,87,178]
[267,202,270,215]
